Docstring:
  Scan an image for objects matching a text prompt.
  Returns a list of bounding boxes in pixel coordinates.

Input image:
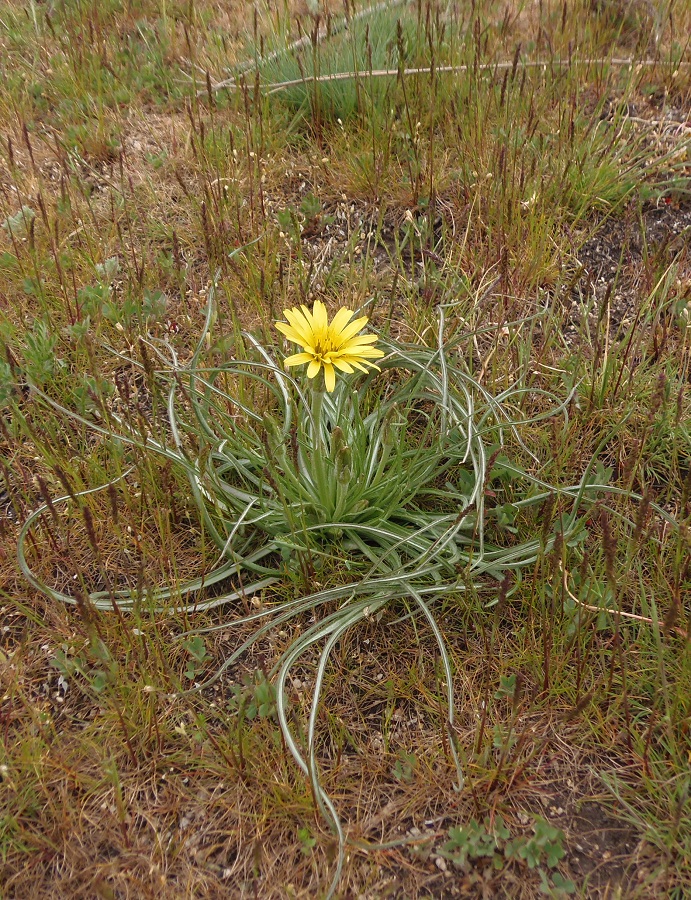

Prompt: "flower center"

[313,339,334,361]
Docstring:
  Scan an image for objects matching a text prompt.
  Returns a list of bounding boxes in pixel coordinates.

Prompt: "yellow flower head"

[275,300,384,392]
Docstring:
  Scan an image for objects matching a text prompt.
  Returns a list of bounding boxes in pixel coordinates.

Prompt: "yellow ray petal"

[283,307,314,345]
[342,332,380,347]
[340,346,384,359]
[329,307,355,335]
[307,359,322,379]
[299,304,316,334]
[284,352,315,367]
[275,321,308,347]
[338,354,380,370]
[337,315,370,344]
[345,359,369,372]
[312,300,329,343]
[323,363,336,392]
[332,358,355,373]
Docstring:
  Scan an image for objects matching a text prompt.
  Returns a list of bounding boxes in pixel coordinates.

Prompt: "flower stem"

[309,385,331,511]
[311,386,325,450]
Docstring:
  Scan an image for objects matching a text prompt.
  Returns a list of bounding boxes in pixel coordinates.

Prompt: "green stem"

[308,386,331,512]
[311,386,325,450]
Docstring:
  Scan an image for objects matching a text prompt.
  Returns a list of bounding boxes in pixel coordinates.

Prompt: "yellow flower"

[275,300,384,392]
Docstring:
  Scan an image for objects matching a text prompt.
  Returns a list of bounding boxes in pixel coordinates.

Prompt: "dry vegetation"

[1,0,690,897]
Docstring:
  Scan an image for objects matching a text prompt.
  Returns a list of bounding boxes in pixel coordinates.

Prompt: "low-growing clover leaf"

[440,818,501,867]
[392,749,417,783]
[494,673,518,700]
[533,818,567,868]
[298,826,317,855]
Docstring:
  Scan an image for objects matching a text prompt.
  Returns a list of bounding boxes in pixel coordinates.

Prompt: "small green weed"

[392,748,417,784]
[1,206,35,239]
[50,636,118,696]
[182,635,210,681]
[440,815,575,894]
[298,825,318,855]
[229,670,278,723]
